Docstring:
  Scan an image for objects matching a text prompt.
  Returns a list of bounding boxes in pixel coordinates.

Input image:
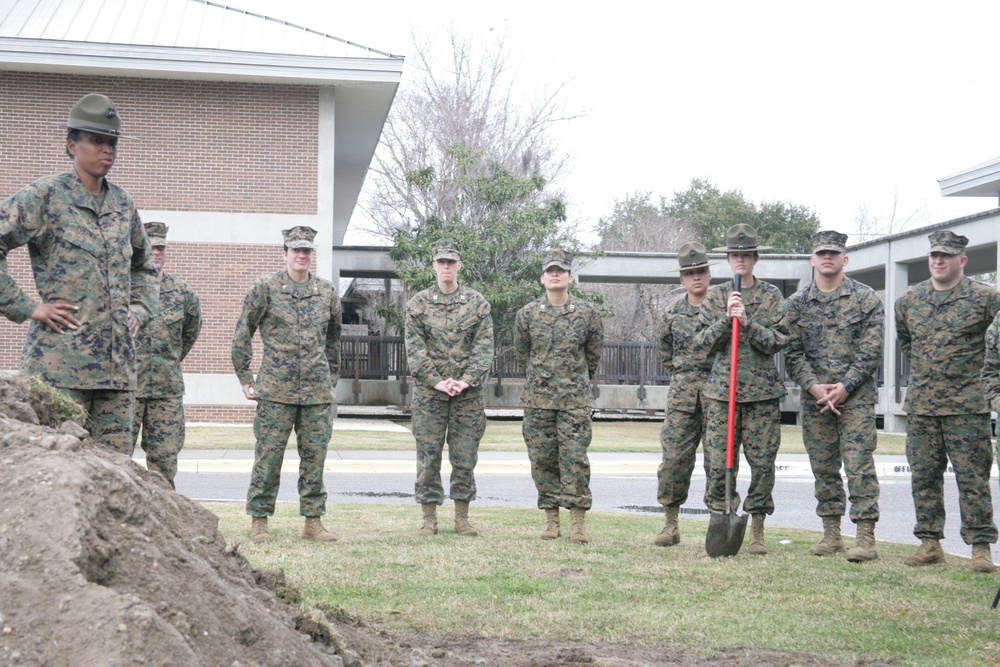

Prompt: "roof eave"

[938,155,1000,198]
[0,37,405,85]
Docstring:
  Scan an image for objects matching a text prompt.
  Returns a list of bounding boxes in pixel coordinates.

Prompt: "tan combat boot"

[810,516,845,556]
[971,543,996,573]
[568,507,589,544]
[748,513,767,555]
[418,504,438,535]
[654,505,680,547]
[846,520,878,563]
[302,516,337,542]
[250,516,271,543]
[454,500,478,536]
[540,508,560,540]
[904,538,945,566]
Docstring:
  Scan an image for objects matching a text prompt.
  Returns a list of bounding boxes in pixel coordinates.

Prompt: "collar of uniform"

[279,271,318,295]
[431,284,467,303]
[917,275,970,303]
[538,294,576,312]
[807,276,850,301]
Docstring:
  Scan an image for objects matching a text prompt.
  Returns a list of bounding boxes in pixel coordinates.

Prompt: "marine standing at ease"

[698,224,788,555]
[133,222,202,489]
[515,249,604,544]
[404,239,494,536]
[233,226,342,544]
[895,230,998,573]
[784,231,883,563]
[0,93,158,453]
[653,242,718,547]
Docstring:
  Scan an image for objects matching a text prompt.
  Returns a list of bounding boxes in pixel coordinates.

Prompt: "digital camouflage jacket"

[404,284,494,402]
[136,272,202,399]
[0,171,158,390]
[658,294,713,413]
[514,294,604,410]
[895,276,1000,416]
[232,271,341,405]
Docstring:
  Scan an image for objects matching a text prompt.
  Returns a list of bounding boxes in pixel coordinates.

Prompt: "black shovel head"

[705,509,748,558]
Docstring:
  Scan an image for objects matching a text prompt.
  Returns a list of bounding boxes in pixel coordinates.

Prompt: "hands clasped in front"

[434,378,470,397]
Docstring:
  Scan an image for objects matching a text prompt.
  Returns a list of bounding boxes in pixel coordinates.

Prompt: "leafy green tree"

[384,146,600,340]
[665,178,820,253]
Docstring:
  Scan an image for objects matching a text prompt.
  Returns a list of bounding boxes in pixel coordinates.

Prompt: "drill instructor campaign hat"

[713,224,772,253]
[63,93,131,139]
[669,241,720,273]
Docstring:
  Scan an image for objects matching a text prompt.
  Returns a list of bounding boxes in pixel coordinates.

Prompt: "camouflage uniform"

[133,263,202,488]
[982,312,1000,493]
[698,279,788,515]
[515,292,604,510]
[233,255,342,518]
[896,274,999,545]
[405,283,494,505]
[0,171,158,454]
[656,295,713,507]
[785,275,884,522]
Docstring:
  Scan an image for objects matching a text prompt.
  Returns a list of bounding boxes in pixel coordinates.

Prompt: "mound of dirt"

[0,374,349,667]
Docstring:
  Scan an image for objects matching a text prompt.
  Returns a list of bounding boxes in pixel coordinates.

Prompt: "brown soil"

[0,374,896,667]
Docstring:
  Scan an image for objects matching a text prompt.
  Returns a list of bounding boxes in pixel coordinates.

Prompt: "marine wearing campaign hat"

[542,248,573,271]
[432,238,462,261]
[282,226,317,249]
[144,222,169,246]
[671,241,719,272]
[928,230,968,255]
[713,224,772,253]
[811,230,848,254]
[65,93,129,138]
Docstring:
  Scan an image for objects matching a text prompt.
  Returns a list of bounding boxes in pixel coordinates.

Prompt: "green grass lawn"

[187,420,908,455]
[209,502,1000,666]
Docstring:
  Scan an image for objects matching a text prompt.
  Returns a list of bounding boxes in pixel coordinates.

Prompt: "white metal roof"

[0,0,399,59]
[938,155,1000,199]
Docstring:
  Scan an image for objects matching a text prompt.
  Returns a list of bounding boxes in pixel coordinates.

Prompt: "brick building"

[0,0,403,422]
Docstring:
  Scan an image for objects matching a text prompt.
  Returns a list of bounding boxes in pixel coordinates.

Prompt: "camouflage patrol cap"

[65,93,129,138]
[670,241,719,273]
[713,224,772,253]
[432,238,461,261]
[811,230,847,254]
[542,248,573,271]
[282,226,317,249]
[928,230,968,255]
[144,222,169,247]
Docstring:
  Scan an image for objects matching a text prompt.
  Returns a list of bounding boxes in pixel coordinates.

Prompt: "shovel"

[705,273,749,558]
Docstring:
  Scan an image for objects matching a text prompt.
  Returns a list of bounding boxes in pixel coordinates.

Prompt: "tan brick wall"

[0,72,319,213]
[184,405,256,425]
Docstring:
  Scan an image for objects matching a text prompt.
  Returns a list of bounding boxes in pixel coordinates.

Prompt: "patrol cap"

[670,241,719,273]
[65,93,129,138]
[811,230,847,254]
[928,230,968,255]
[282,226,317,249]
[713,224,772,253]
[144,221,169,247]
[542,248,573,271]
[432,238,461,261]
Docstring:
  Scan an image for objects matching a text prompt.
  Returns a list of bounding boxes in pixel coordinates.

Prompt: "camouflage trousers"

[802,402,879,522]
[704,398,780,515]
[411,392,486,505]
[656,399,709,507]
[246,399,333,518]
[60,387,134,456]
[523,407,593,510]
[906,413,997,545]
[132,396,185,489]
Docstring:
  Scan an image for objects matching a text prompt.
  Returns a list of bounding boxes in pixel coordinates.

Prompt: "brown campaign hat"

[64,93,130,138]
[669,241,719,272]
[144,222,169,246]
[713,224,772,253]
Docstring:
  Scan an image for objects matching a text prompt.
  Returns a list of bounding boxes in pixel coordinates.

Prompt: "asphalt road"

[164,448,1000,561]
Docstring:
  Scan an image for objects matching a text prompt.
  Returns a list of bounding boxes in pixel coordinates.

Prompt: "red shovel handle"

[726,274,741,469]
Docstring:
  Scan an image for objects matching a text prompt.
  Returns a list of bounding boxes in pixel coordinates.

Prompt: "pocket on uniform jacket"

[61,224,106,258]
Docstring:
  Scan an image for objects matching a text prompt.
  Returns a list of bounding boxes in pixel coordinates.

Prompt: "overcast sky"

[229,0,1000,247]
